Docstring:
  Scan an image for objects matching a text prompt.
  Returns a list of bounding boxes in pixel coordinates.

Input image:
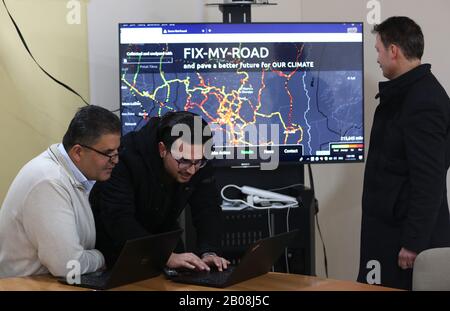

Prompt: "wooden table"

[0,272,399,291]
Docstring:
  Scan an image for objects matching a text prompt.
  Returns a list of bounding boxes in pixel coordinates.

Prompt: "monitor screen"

[119,23,364,167]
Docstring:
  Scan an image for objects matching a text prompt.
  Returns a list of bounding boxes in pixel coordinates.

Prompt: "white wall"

[87,0,205,111]
[87,0,450,281]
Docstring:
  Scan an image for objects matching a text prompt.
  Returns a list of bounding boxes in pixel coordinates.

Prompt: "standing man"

[358,16,450,289]
[0,106,121,278]
[90,111,229,272]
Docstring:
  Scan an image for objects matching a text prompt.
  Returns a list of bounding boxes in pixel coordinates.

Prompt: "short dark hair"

[62,105,121,150]
[157,111,212,150]
[372,16,424,60]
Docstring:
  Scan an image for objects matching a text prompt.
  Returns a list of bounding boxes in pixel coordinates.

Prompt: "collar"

[57,143,96,192]
[375,63,431,100]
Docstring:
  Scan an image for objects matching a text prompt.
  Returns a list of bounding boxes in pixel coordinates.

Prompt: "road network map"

[120,41,363,158]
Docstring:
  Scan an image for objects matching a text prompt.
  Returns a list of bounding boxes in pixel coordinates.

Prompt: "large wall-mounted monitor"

[119,23,364,167]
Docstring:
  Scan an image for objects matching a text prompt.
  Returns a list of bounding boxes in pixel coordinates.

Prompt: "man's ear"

[389,43,400,60]
[158,142,166,158]
[68,144,83,164]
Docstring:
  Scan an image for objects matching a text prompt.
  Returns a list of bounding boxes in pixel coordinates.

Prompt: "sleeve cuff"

[201,252,217,259]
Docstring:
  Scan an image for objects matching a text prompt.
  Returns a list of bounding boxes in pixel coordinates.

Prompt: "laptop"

[59,228,183,290]
[167,229,299,288]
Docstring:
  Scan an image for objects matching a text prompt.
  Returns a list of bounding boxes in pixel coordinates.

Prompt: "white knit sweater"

[0,144,105,278]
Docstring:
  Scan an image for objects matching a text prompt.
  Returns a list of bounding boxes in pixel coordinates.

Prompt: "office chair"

[412,247,450,291]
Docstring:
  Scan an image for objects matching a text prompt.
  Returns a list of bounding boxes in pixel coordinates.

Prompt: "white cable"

[220,184,246,205]
[267,209,274,272]
[220,184,259,208]
[221,184,298,210]
[285,206,291,274]
[269,183,305,192]
[220,185,272,209]
[221,184,296,273]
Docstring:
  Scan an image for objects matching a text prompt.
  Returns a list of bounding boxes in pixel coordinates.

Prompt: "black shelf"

[184,179,316,275]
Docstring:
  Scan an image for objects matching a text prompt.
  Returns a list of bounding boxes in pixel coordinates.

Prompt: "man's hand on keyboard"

[201,253,231,272]
[166,252,210,271]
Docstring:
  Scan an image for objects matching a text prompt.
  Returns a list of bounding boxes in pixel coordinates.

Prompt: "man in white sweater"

[0,105,121,278]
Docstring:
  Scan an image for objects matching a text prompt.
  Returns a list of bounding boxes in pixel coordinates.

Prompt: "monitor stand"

[206,1,277,24]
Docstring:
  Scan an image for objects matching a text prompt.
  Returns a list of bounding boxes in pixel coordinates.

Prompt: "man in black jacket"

[90,111,229,272]
[357,16,450,289]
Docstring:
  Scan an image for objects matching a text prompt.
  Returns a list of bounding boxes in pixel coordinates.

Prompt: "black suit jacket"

[357,64,450,289]
[89,118,222,266]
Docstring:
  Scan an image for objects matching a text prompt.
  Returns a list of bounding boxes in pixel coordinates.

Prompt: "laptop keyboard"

[175,266,235,286]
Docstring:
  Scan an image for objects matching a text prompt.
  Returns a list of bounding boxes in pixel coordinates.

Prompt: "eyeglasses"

[79,144,119,162]
[169,152,208,170]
